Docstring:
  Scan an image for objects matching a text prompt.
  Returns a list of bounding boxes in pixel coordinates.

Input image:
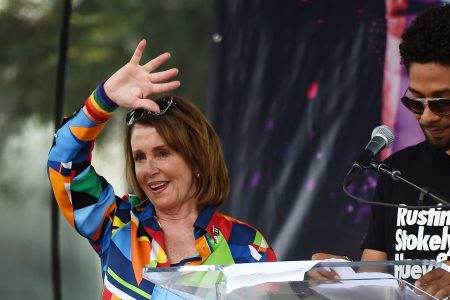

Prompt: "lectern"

[143,259,448,299]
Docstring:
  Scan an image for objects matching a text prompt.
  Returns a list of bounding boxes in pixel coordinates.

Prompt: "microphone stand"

[369,161,450,206]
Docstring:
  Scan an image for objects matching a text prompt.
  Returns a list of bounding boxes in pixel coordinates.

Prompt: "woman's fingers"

[149,68,179,83]
[150,81,181,94]
[131,98,160,112]
[130,39,147,65]
[143,52,172,72]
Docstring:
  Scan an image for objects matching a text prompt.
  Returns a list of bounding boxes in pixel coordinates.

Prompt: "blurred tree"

[0,0,213,136]
[0,1,213,298]
[0,0,213,195]
[65,0,213,114]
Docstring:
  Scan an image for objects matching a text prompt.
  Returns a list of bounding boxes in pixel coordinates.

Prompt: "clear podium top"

[143,259,449,300]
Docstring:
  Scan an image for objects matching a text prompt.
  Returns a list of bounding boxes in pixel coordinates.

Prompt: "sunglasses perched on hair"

[126,97,175,126]
[401,90,450,117]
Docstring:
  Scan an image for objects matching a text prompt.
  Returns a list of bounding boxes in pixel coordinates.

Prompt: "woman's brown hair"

[124,96,229,208]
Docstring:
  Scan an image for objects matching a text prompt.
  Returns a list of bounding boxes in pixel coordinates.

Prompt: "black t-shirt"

[361,141,450,281]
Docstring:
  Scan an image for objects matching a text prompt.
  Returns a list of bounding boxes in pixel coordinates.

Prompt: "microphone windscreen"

[371,125,395,148]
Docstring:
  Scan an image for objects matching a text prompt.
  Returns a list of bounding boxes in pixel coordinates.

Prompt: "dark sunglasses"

[401,92,450,117]
[126,97,175,126]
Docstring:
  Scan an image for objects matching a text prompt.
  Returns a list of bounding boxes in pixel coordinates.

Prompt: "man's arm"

[310,250,388,276]
[358,248,387,272]
[360,248,387,261]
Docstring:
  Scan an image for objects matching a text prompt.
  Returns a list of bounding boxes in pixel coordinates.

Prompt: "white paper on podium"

[220,260,319,293]
[311,258,421,300]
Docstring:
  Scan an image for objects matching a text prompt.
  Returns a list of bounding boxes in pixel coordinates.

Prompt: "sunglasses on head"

[126,97,175,126]
[401,90,450,117]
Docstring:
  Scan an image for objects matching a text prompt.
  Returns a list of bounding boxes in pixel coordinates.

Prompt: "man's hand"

[415,261,450,299]
[307,253,351,282]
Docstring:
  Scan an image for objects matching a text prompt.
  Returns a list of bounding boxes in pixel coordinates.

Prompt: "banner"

[208,0,438,260]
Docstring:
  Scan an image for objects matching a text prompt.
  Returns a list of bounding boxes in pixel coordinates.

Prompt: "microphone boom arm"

[369,162,450,206]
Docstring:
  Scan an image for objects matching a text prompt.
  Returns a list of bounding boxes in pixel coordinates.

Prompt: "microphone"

[343,125,395,187]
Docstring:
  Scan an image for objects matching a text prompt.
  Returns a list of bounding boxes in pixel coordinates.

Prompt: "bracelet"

[343,256,353,261]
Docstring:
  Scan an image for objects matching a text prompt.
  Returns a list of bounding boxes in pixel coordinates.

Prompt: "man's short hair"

[400,4,450,70]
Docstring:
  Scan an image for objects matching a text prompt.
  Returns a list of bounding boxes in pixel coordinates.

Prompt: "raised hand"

[103,39,181,112]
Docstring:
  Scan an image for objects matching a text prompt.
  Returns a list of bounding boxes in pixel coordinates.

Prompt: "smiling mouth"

[150,182,168,191]
[425,127,446,136]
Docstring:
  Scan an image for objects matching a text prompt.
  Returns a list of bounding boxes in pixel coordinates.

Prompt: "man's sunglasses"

[401,92,450,117]
[126,97,175,126]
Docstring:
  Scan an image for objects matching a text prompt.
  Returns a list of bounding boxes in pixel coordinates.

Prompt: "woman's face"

[130,124,197,213]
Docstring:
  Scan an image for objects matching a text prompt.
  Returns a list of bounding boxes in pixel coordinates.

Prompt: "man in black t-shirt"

[360,141,450,281]
[313,5,450,299]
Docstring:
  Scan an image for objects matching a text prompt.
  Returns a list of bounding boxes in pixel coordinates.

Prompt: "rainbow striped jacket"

[47,84,277,299]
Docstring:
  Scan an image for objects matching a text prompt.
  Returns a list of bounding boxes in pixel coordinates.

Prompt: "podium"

[143,260,449,299]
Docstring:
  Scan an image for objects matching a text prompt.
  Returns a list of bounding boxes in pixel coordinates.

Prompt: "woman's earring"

[196,173,200,179]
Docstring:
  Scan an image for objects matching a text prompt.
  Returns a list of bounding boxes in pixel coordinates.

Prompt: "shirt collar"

[194,206,217,230]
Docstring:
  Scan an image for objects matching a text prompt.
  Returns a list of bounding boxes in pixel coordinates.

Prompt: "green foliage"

[0,2,214,298]
[0,0,213,129]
